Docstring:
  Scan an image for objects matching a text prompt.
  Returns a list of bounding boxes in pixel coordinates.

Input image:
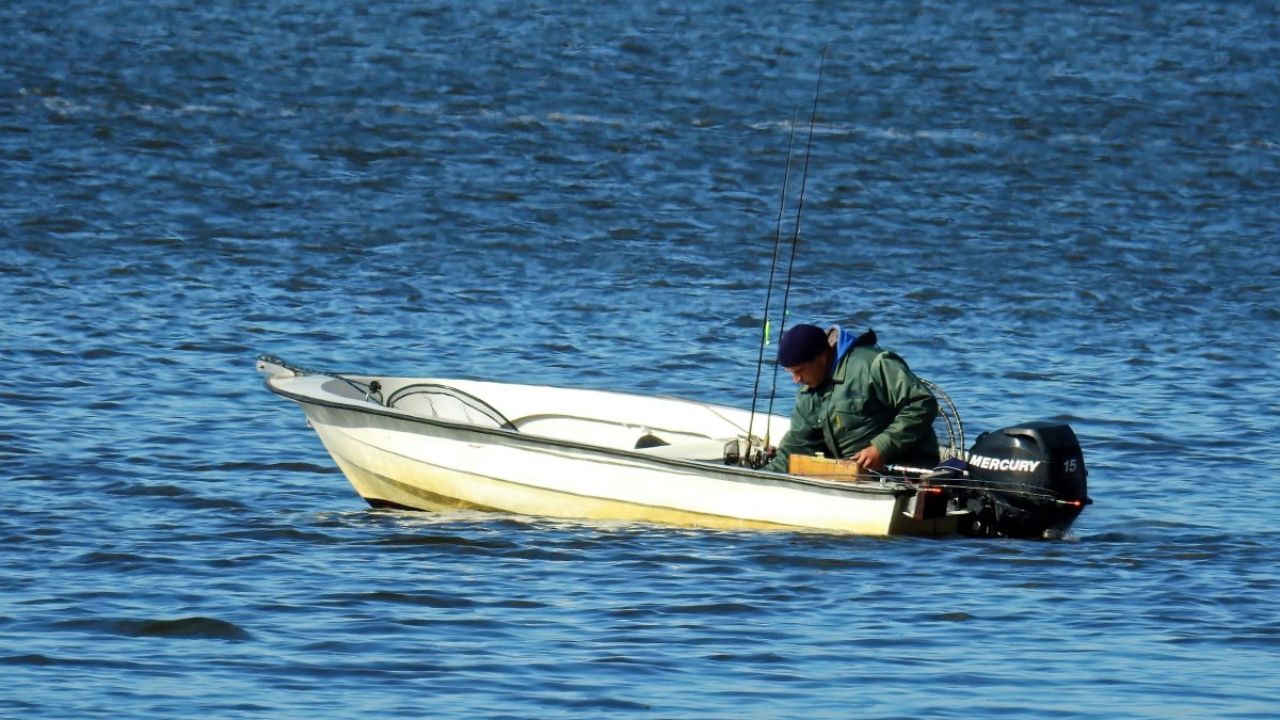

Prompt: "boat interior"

[319,375,756,463]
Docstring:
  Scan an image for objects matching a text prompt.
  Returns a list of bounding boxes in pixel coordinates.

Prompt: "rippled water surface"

[3,1,1279,718]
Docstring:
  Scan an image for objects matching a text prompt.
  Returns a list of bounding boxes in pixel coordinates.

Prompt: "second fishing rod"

[745,50,827,466]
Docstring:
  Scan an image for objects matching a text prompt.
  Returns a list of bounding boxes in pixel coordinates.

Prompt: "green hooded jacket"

[765,328,940,473]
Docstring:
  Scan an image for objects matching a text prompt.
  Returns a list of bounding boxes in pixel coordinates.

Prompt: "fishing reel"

[723,436,774,469]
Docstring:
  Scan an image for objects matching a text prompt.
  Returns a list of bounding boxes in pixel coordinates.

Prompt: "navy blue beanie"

[777,324,828,367]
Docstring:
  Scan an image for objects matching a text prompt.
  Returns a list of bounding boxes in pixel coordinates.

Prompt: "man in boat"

[763,323,940,474]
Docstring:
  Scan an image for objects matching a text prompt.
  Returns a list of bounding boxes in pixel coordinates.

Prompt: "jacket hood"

[831,325,878,363]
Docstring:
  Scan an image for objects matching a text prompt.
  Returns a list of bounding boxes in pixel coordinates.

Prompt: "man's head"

[777,323,832,389]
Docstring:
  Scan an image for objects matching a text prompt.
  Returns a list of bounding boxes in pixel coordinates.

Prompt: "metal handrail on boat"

[385,382,518,431]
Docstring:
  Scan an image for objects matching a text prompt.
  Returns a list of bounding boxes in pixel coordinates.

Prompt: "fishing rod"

[744,105,800,457]
[745,49,827,466]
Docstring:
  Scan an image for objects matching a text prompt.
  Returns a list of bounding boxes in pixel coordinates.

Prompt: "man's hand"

[850,445,885,472]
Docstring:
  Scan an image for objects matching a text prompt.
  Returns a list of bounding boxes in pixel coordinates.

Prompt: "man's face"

[785,353,829,390]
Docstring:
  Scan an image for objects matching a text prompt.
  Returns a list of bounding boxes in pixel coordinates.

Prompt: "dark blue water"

[3,1,1279,717]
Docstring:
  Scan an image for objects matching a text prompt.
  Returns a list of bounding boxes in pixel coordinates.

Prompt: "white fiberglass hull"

[261,361,958,536]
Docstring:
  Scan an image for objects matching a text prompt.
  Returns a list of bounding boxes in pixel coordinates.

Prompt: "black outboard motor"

[959,421,1090,538]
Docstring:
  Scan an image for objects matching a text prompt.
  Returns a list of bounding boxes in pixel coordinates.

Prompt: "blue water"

[3,1,1279,717]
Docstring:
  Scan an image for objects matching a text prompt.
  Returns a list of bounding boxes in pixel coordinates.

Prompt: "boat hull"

[262,365,961,536]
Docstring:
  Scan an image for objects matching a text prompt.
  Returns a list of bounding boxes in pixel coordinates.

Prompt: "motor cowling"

[960,421,1089,538]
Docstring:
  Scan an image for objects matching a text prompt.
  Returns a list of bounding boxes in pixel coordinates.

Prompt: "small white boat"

[258,355,1089,537]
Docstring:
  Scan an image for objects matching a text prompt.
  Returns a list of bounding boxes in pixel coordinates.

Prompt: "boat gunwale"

[263,374,913,499]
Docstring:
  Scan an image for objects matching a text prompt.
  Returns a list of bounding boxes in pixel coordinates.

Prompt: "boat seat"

[512,415,686,446]
[632,437,727,462]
